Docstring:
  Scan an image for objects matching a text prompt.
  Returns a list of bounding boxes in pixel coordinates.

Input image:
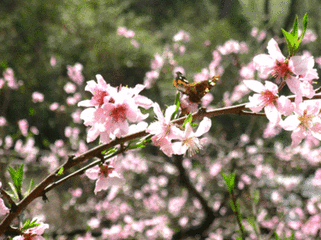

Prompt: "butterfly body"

[173,71,218,103]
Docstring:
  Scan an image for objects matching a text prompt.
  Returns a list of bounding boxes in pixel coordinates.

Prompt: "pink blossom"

[49,102,59,111]
[0,193,9,216]
[79,75,152,143]
[239,41,249,53]
[301,29,317,44]
[117,26,127,36]
[0,116,7,126]
[257,31,267,42]
[85,159,125,194]
[263,121,282,138]
[224,83,249,106]
[251,27,259,37]
[178,45,186,54]
[173,30,190,42]
[4,136,13,149]
[151,54,164,70]
[76,232,95,240]
[130,39,139,48]
[281,101,321,147]
[147,103,182,157]
[290,54,318,103]
[217,40,242,55]
[14,138,39,163]
[210,162,222,177]
[180,95,199,114]
[239,61,255,79]
[68,188,83,198]
[244,80,293,125]
[203,40,211,46]
[253,38,318,99]
[13,219,49,240]
[3,68,19,89]
[168,195,187,216]
[102,86,151,138]
[172,68,185,78]
[87,218,100,229]
[194,68,210,82]
[312,168,321,186]
[125,29,135,38]
[253,38,297,81]
[50,57,56,67]
[201,93,213,107]
[302,214,321,236]
[32,92,44,103]
[172,117,212,157]
[78,74,113,107]
[144,70,159,89]
[66,93,81,105]
[67,63,84,85]
[30,126,39,135]
[64,82,76,94]
[18,119,29,137]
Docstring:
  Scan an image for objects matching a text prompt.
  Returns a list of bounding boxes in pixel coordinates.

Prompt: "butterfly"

[173,71,219,103]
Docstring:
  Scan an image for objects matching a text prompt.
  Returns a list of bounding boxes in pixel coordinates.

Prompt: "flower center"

[23,233,35,240]
[298,110,313,129]
[261,90,277,106]
[273,60,291,80]
[99,164,114,178]
[110,104,127,122]
[182,137,201,157]
[92,89,108,106]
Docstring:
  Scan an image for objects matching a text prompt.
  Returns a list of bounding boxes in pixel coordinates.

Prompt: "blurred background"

[1,0,321,239]
[1,0,320,144]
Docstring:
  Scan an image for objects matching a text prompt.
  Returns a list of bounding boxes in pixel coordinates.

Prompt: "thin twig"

[0,189,16,210]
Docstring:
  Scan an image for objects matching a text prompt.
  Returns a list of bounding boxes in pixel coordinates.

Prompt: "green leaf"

[128,141,146,150]
[274,232,280,240]
[282,14,309,57]
[8,182,19,200]
[103,147,117,156]
[171,92,181,120]
[291,15,299,38]
[222,172,236,193]
[253,189,260,204]
[282,29,297,56]
[247,216,256,230]
[8,164,24,195]
[230,200,235,211]
[21,219,40,231]
[299,13,308,42]
[182,113,193,128]
[26,178,34,195]
[57,167,64,176]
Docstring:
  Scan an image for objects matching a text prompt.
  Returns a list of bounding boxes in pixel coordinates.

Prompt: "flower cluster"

[78,74,153,143]
[245,38,321,147]
[78,75,212,193]
[147,103,212,157]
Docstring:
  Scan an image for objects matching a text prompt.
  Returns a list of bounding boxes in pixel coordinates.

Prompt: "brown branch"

[172,155,216,239]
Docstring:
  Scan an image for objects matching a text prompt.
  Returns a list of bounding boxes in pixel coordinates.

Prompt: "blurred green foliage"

[0,0,320,146]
